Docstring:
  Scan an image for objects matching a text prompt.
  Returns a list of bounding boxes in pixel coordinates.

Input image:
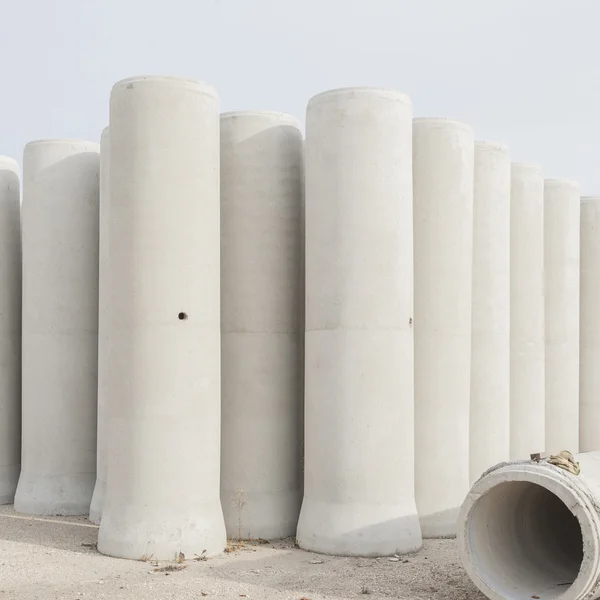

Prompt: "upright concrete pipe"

[413,118,474,537]
[98,76,226,559]
[89,127,110,525]
[510,164,545,460]
[544,179,580,455]
[469,142,511,484]
[458,452,600,600]
[580,197,600,452]
[297,87,422,556]
[16,140,100,516]
[0,157,21,505]
[220,111,304,540]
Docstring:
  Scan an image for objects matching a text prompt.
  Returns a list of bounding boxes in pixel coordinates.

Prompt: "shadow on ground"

[0,504,99,555]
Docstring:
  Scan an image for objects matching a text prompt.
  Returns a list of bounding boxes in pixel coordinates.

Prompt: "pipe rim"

[544,178,580,191]
[475,140,509,154]
[511,161,543,171]
[220,110,301,125]
[458,464,600,600]
[24,139,100,149]
[111,75,219,98]
[308,86,412,107]
[0,156,19,172]
[412,117,474,135]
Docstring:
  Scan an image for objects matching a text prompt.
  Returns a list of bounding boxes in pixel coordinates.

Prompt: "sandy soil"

[0,505,484,600]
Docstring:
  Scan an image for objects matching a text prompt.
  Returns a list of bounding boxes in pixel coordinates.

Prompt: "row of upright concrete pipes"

[0,78,593,558]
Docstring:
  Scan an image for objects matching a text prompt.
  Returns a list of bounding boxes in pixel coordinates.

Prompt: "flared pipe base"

[98,501,226,560]
[0,465,20,505]
[296,498,422,557]
[14,471,95,516]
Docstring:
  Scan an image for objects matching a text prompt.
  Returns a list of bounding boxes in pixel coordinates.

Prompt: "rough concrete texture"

[298,87,422,556]
[16,140,100,516]
[413,118,474,538]
[220,111,304,540]
[0,505,483,600]
[580,197,600,452]
[469,142,510,484]
[0,157,21,506]
[98,76,226,560]
[509,163,545,460]
[459,453,600,600]
[544,179,580,455]
[89,127,110,525]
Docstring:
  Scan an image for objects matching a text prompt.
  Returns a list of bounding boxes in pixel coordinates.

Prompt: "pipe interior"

[467,481,583,600]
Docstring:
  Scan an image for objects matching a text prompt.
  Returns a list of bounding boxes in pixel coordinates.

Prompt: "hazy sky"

[2,0,598,193]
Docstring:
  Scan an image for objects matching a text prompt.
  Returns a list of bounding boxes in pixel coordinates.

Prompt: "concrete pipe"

[458,452,600,600]
[545,179,580,455]
[15,140,100,516]
[89,127,110,525]
[97,76,226,560]
[580,197,600,452]
[220,111,304,540]
[413,118,474,538]
[0,157,21,505]
[469,142,511,484]
[510,164,545,460]
[297,87,422,556]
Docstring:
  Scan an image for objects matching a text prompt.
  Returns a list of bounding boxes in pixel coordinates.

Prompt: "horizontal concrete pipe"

[458,452,600,600]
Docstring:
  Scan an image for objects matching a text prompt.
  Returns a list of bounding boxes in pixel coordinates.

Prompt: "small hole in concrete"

[178,312,188,320]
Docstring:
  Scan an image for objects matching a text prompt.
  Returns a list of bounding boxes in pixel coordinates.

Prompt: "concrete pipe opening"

[458,463,600,600]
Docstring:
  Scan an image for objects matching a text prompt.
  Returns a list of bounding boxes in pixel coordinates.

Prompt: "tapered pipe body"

[413,118,474,537]
[297,87,422,556]
[544,179,580,454]
[15,140,100,515]
[580,197,600,452]
[220,111,304,539]
[0,157,21,505]
[510,164,545,460]
[98,76,226,560]
[469,142,511,483]
[459,453,600,600]
[89,128,110,525]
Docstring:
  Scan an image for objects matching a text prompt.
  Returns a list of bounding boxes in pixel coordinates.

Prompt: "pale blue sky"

[1,0,598,193]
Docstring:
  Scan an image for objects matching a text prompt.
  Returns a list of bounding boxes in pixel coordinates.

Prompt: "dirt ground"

[0,505,484,600]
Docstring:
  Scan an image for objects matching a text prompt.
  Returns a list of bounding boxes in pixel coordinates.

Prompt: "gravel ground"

[0,505,484,600]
